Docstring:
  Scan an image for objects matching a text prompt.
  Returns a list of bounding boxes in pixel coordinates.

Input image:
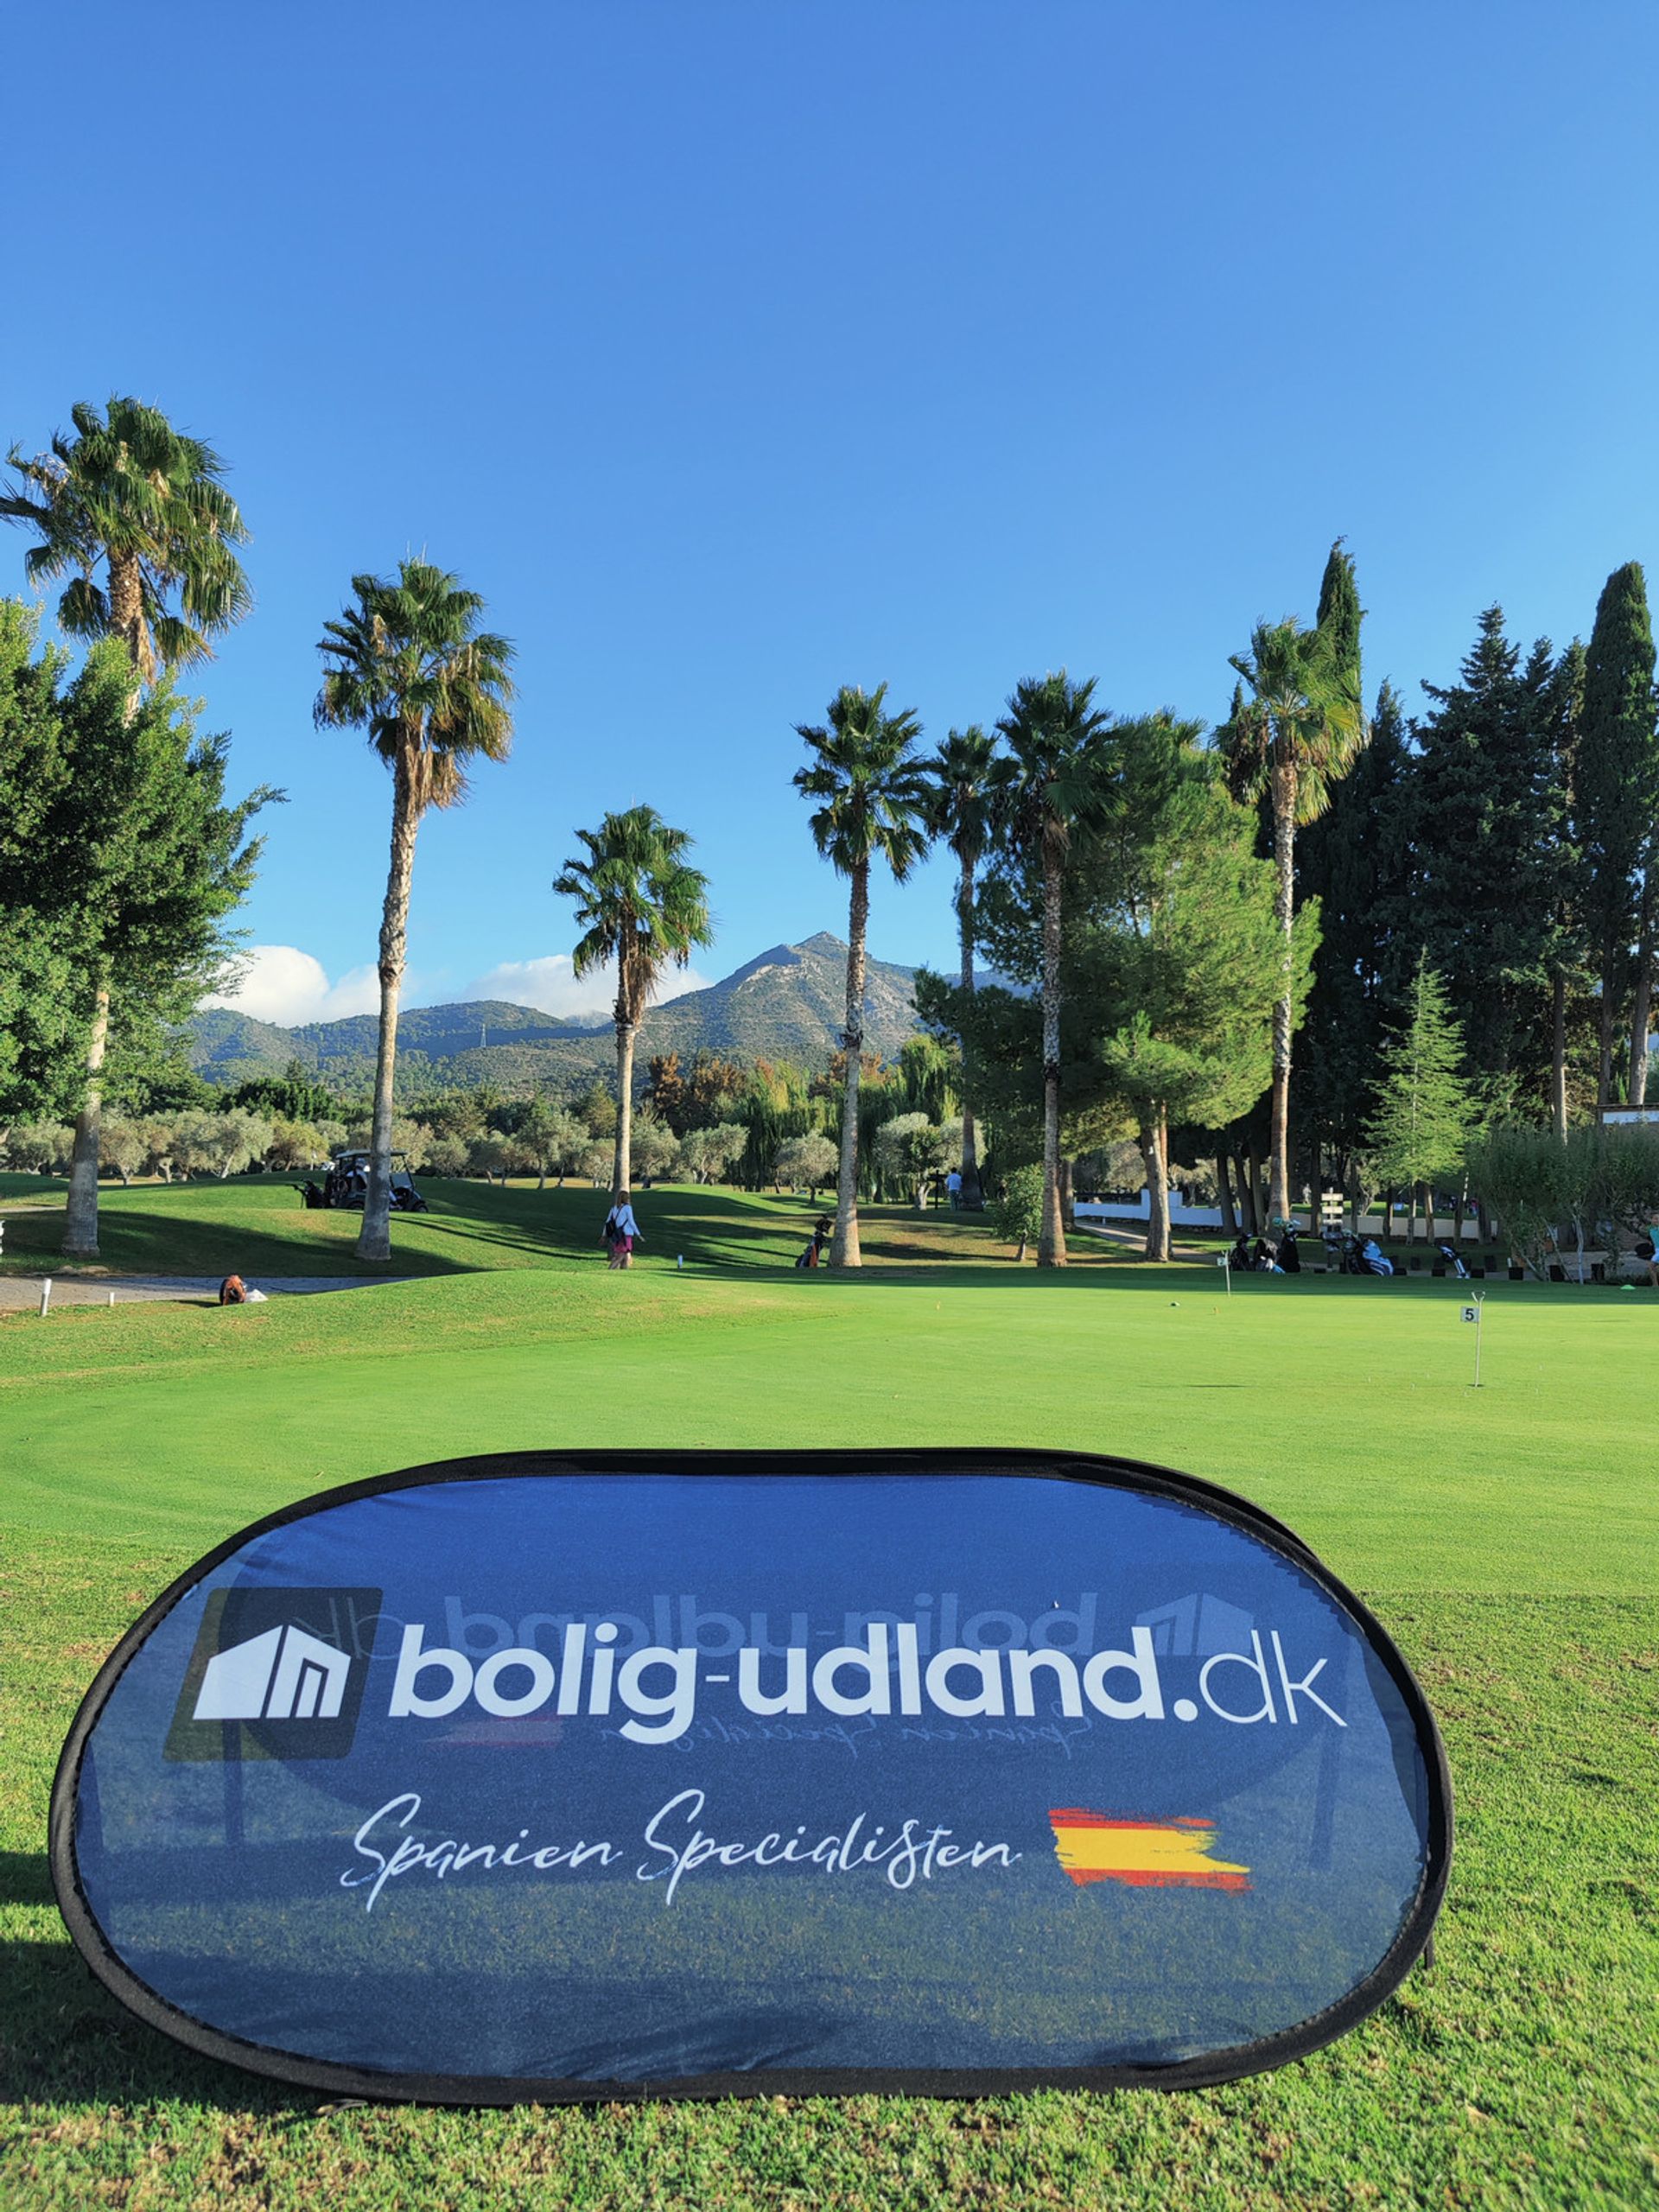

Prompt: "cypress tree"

[1576,563,1658,1113]
[1294,677,1414,1194]
[1315,538,1364,719]
[1539,638,1589,1135]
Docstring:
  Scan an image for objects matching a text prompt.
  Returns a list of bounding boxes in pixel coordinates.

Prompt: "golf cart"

[300,1149,429,1213]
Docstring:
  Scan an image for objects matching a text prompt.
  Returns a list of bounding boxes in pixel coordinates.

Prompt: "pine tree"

[1410,607,1560,1104]
[0,621,271,1252]
[0,601,82,1121]
[1577,563,1659,1112]
[1090,723,1311,1260]
[1363,952,1475,1238]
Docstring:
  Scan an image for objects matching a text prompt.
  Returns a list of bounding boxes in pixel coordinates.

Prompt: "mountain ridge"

[188,934,929,1095]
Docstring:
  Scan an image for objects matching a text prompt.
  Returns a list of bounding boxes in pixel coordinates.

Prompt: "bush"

[991,1162,1045,1260]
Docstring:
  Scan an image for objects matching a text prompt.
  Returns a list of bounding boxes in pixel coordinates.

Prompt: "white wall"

[1074,1195,1224,1228]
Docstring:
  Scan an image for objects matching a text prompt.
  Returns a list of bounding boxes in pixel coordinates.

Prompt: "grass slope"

[0,1175,1005,1281]
[2,1180,1656,2209]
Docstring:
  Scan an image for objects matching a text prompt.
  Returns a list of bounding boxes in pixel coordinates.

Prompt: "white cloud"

[463,954,715,1020]
[203,947,381,1027]
[203,945,718,1028]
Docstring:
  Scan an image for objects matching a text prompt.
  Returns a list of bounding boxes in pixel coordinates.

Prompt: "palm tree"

[922,725,1002,1208]
[315,561,515,1262]
[1220,617,1366,1228]
[795,684,931,1267]
[994,671,1119,1268]
[1,396,252,1259]
[1,396,251,684]
[554,807,713,1199]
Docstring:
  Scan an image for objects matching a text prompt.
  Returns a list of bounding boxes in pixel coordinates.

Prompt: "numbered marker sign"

[53,1452,1451,2102]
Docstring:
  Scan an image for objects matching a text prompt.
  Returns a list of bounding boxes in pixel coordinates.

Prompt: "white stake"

[1460,1295,1484,1387]
[39,1278,51,1318]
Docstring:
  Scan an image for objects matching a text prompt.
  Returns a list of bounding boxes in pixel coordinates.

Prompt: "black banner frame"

[50,1447,1453,2105]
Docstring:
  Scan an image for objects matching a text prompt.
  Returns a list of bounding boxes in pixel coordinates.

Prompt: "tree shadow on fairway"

[0,1198,477,1283]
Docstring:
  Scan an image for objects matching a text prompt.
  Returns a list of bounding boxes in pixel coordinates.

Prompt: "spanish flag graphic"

[1048,1808,1250,1891]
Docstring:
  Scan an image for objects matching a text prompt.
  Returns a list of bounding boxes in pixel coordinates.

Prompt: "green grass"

[2,1179,1656,2208]
[0,1173,1023,1281]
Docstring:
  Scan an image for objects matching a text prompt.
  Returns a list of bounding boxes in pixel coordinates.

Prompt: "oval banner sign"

[53,1451,1451,2101]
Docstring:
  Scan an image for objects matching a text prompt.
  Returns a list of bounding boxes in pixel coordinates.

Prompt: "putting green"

[3,1179,1656,2209]
[3,1230,1655,1594]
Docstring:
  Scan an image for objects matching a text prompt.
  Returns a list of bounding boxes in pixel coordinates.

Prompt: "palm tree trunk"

[61,981,110,1257]
[1268,763,1297,1227]
[1039,843,1066,1268]
[62,600,150,1261]
[1550,969,1568,1141]
[107,551,155,686]
[612,1020,637,1198]
[359,755,419,1263]
[830,864,868,1268]
[957,858,982,1209]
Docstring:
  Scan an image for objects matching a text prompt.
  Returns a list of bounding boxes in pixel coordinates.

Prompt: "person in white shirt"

[607,1194,641,1270]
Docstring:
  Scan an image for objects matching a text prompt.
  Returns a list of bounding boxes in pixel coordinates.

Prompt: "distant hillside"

[188,933,926,1097]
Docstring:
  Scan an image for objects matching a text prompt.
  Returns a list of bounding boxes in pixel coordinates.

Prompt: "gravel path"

[0,1274,416,1312]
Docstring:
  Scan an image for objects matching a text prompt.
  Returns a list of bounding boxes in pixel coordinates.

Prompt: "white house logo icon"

[192,1623,352,1722]
[166,1586,381,1762]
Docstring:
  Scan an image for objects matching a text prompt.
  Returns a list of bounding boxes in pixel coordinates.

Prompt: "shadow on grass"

[3,1936,303,2110]
[1,1849,53,1907]
[0,1199,478,1281]
[3,1843,274,2104]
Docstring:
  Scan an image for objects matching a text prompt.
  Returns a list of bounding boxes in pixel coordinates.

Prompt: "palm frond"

[793,683,930,879]
[553,804,714,1021]
[1,394,252,677]
[313,558,516,809]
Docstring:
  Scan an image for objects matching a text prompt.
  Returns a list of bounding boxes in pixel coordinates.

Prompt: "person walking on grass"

[606,1192,641,1270]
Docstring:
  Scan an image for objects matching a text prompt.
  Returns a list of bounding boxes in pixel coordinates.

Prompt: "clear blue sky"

[7,1,1659,1026]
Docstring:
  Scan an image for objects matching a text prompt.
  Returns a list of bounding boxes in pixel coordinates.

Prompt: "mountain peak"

[189,929,924,1091]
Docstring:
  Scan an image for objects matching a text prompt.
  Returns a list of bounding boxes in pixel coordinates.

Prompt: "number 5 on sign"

[1460,1297,1484,1388]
